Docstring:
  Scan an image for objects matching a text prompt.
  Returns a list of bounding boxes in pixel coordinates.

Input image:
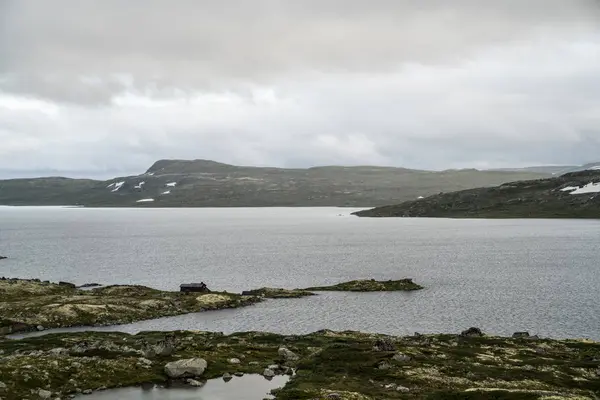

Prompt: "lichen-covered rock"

[164,358,207,378]
[278,346,299,361]
[38,389,52,399]
[372,338,396,352]
[392,352,411,362]
[262,368,275,378]
[187,379,205,387]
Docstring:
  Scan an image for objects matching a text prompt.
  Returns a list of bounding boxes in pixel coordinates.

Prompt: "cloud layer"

[1,0,600,177]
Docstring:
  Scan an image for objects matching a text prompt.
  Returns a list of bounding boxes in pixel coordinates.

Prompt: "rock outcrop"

[164,358,208,378]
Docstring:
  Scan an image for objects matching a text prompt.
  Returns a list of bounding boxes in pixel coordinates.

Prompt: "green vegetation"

[0,279,261,334]
[354,170,600,219]
[305,279,423,292]
[0,159,551,207]
[0,330,598,400]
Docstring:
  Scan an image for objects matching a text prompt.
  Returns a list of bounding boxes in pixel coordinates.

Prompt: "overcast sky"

[1,0,600,178]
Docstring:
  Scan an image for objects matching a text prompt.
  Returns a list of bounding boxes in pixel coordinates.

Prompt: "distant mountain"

[0,159,558,207]
[487,161,600,176]
[353,169,600,218]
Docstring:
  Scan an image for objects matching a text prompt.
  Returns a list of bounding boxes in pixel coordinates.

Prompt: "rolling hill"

[353,169,600,218]
[0,159,564,207]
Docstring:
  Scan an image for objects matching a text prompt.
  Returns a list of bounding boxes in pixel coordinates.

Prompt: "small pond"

[77,374,289,400]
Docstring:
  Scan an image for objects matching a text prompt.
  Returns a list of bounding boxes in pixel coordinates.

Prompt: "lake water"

[1,206,599,340]
[78,375,289,400]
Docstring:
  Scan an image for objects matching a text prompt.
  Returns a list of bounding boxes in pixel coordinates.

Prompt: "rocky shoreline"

[0,278,261,336]
[0,328,598,400]
[1,278,424,336]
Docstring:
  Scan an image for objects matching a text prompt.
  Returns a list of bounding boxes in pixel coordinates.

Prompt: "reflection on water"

[78,374,289,400]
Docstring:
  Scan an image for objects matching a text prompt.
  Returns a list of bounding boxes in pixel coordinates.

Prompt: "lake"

[1,206,599,339]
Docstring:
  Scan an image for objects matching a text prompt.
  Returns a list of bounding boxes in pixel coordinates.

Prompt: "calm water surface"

[1,206,599,339]
[78,375,288,400]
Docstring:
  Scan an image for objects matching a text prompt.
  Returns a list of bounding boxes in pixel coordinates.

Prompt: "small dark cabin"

[180,282,210,293]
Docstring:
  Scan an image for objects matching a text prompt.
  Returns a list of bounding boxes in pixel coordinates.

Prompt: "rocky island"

[0,328,598,400]
[354,170,600,219]
[305,279,423,292]
[1,278,424,335]
[0,278,261,335]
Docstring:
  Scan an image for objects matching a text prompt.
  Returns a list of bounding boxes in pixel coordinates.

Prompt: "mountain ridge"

[0,159,595,208]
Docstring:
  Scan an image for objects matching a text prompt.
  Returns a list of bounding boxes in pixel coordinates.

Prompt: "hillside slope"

[353,170,600,218]
[0,159,552,207]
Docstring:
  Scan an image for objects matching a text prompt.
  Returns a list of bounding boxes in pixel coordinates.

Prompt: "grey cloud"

[2,0,600,102]
[0,0,599,175]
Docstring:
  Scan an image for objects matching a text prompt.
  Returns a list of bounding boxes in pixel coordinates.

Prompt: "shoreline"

[0,278,424,337]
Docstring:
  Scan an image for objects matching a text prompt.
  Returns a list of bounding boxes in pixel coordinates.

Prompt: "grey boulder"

[164,358,208,378]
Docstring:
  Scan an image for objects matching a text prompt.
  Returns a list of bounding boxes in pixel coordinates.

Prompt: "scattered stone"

[326,394,341,399]
[233,372,244,377]
[268,364,280,370]
[187,379,204,387]
[263,368,275,378]
[384,383,397,389]
[222,373,233,382]
[392,352,411,362]
[137,358,153,367]
[164,358,207,378]
[141,336,175,358]
[512,332,530,339]
[396,385,410,393]
[49,348,68,356]
[460,327,483,337]
[0,381,6,389]
[373,338,396,352]
[36,325,45,332]
[378,361,392,370]
[278,347,299,361]
[38,389,52,399]
[249,361,260,366]
[82,389,93,395]
[228,358,241,364]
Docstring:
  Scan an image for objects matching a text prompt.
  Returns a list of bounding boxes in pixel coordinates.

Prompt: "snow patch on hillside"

[560,186,579,192]
[570,182,600,195]
[134,181,145,189]
[166,182,177,187]
[161,190,171,195]
[136,198,154,203]
[110,181,125,192]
